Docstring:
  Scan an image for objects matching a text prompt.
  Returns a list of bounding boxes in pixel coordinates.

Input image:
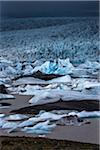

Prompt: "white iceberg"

[33,59,74,75]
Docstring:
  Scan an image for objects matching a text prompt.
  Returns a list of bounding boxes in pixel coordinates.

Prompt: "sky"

[0,1,99,18]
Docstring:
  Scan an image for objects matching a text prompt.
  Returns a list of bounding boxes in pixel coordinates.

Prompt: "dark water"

[0,1,99,18]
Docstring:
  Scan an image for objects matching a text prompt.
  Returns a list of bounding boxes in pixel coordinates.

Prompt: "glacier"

[0,17,99,63]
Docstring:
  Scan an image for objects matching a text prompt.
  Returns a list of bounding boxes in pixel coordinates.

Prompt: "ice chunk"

[5,114,28,121]
[68,111,100,118]
[22,65,34,75]
[0,94,15,100]
[79,60,100,70]
[13,77,47,86]
[33,59,74,75]
[22,120,56,134]
[48,75,71,84]
[0,114,5,118]
[2,122,18,129]
[29,89,60,104]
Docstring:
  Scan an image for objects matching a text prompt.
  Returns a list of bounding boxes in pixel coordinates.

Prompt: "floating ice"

[68,111,100,118]
[29,89,100,105]
[22,120,56,134]
[2,122,18,129]
[0,94,15,100]
[48,75,71,84]
[13,77,47,86]
[0,114,5,118]
[5,114,28,121]
[29,89,61,104]
[33,59,74,75]
[1,110,100,135]
[22,64,34,75]
[0,119,6,127]
[79,60,100,70]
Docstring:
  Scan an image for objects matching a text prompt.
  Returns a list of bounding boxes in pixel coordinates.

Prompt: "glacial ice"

[29,89,100,105]
[0,110,100,135]
[33,59,74,75]
[5,114,28,121]
[0,94,15,100]
[2,122,19,129]
[0,17,99,63]
[0,114,5,118]
[78,60,100,70]
[48,75,71,84]
[68,111,100,118]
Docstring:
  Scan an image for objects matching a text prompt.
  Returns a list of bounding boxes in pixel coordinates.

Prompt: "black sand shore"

[0,136,99,150]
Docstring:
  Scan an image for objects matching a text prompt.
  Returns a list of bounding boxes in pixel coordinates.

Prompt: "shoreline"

[0,136,99,150]
[0,119,99,145]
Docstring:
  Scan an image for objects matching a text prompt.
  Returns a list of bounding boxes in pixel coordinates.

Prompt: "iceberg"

[33,59,74,75]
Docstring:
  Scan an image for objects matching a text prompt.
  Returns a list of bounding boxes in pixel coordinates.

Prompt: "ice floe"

[13,77,47,86]
[2,122,19,129]
[48,75,71,84]
[0,94,15,100]
[5,114,28,121]
[29,89,100,105]
[79,60,100,70]
[0,110,100,135]
[22,120,56,134]
[0,114,5,118]
[68,111,100,118]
